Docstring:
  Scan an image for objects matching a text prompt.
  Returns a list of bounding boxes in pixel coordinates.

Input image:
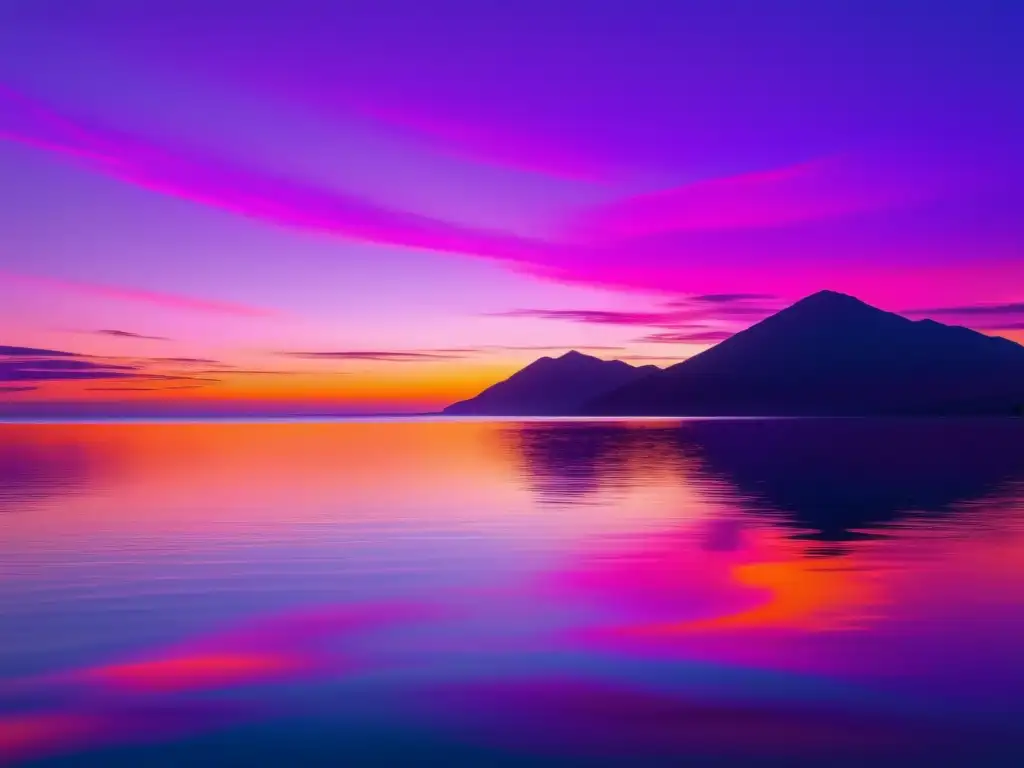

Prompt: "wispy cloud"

[3,368,168,382]
[493,309,685,327]
[686,293,776,304]
[12,359,141,372]
[0,343,223,384]
[1,85,992,307]
[0,345,77,358]
[201,369,310,375]
[487,344,625,352]
[277,350,470,362]
[147,357,223,365]
[86,384,213,391]
[349,100,608,183]
[0,385,36,393]
[640,330,736,344]
[567,156,939,242]
[903,302,1024,332]
[0,270,280,319]
[94,329,170,340]
[0,87,546,266]
[493,295,778,345]
[905,302,1024,317]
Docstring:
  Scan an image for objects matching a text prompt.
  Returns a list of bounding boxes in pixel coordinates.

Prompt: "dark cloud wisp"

[95,329,170,340]
[0,345,78,358]
[277,350,472,362]
[640,330,737,344]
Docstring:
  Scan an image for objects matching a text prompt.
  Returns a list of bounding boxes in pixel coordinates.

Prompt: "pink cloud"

[3,85,1011,310]
[0,86,549,265]
[494,308,686,327]
[492,295,778,338]
[0,270,279,318]
[567,151,965,244]
[277,349,472,362]
[641,329,736,344]
[351,100,609,183]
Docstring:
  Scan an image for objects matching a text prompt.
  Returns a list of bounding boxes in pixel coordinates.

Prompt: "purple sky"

[0,0,1022,413]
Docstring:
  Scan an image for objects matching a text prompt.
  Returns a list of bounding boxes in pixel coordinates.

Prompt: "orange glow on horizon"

[4,361,520,412]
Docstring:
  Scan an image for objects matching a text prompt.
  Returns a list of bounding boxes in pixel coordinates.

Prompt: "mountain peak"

[755,290,895,331]
[443,350,649,415]
[586,289,1024,416]
[559,350,592,361]
[791,289,873,310]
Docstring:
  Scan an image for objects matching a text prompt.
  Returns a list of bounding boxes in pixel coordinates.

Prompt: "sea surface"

[2,418,1024,766]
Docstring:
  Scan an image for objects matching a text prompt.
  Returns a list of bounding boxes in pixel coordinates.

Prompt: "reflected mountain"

[499,418,1024,546]
[673,419,1024,544]
[496,422,648,505]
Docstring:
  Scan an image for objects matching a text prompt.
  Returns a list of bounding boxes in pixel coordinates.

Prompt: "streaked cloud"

[640,330,736,344]
[0,342,224,384]
[1,270,280,319]
[85,384,214,391]
[277,350,470,362]
[11,359,140,372]
[198,369,310,376]
[3,84,990,312]
[147,357,222,364]
[0,345,78,358]
[486,344,625,352]
[493,309,684,327]
[567,156,941,241]
[349,99,608,182]
[905,302,1024,317]
[686,294,776,304]
[94,329,170,340]
[0,87,546,267]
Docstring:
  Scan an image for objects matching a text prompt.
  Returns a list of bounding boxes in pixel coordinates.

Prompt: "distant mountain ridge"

[443,350,657,416]
[445,291,1024,417]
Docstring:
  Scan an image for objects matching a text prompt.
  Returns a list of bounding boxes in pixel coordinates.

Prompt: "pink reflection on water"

[0,602,442,764]
[537,523,892,682]
[0,700,260,766]
[54,601,442,695]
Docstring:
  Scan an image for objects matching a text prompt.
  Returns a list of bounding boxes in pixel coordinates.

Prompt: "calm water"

[2,418,1024,766]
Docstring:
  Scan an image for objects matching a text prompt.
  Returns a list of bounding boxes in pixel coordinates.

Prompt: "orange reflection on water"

[0,421,526,542]
[646,558,881,633]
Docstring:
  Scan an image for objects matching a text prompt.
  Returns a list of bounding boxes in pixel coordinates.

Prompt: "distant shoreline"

[0,414,1019,425]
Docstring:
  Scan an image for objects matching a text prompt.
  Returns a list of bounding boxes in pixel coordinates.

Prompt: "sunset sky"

[1,0,1022,415]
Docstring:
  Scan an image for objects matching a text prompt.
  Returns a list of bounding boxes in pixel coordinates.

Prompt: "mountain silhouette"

[443,351,657,416]
[585,290,1024,416]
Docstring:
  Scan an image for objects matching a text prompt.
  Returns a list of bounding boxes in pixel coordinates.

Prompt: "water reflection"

[673,418,1024,546]
[497,422,638,504]
[501,419,1024,548]
[0,430,99,513]
[0,419,1023,765]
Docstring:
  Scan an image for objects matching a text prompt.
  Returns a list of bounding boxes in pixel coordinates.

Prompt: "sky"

[0,0,1022,415]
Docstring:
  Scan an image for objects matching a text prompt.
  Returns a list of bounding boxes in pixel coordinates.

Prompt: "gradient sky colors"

[1,1,1022,414]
